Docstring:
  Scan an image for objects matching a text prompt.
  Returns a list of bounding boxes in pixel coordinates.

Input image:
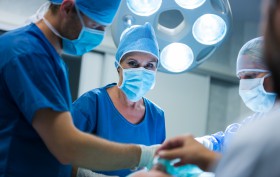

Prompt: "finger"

[156,139,184,153]
[157,148,184,160]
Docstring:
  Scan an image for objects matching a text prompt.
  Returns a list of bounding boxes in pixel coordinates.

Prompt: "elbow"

[54,151,74,165]
[51,145,79,165]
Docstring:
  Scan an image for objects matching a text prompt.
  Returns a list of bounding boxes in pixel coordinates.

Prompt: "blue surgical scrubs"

[72,83,166,177]
[0,23,72,177]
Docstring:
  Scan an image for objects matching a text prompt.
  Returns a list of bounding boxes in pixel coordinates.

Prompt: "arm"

[32,108,140,170]
[197,123,242,152]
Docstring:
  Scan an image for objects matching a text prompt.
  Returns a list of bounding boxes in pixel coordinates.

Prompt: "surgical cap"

[76,0,121,26]
[49,0,121,25]
[236,37,269,75]
[115,22,159,68]
[49,0,62,4]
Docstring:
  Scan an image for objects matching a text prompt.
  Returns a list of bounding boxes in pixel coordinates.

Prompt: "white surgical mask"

[239,74,277,112]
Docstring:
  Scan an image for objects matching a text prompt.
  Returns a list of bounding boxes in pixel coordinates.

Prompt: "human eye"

[127,60,139,68]
[145,62,156,70]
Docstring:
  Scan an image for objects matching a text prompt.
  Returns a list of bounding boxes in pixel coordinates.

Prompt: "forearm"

[33,109,141,171]
[69,130,141,170]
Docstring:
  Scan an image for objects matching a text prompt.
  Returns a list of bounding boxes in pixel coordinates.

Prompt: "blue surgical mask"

[42,5,104,56]
[118,64,156,102]
[239,74,276,112]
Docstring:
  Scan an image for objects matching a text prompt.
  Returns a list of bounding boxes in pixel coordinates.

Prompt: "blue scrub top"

[72,83,166,177]
[0,24,72,177]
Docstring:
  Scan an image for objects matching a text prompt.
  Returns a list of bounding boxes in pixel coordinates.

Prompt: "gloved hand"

[195,137,213,150]
[137,144,161,170]
[76,168,118,177]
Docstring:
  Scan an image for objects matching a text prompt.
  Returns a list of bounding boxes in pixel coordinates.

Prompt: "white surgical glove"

[76,168,118,177]
[137,144,161,170]
[195,137,213,150]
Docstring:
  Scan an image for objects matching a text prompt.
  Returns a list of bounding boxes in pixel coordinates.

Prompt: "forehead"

[121,52,158,62]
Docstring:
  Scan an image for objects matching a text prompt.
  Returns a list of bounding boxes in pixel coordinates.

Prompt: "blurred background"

[0,0,263,138]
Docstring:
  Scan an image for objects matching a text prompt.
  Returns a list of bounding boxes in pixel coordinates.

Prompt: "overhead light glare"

[175,0,206,9]
[126,0,162,16]
[160,43,194,73]
[192,14,227,45]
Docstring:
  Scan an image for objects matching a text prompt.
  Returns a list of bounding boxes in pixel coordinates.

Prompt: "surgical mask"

[239,74,277,112]
[42,5,104,56]
[118,63,156,102]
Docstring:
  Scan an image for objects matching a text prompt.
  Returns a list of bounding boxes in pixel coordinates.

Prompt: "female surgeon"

[71,22,166,177]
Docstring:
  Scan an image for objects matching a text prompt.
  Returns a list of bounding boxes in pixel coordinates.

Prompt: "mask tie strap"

[42,17,64,39]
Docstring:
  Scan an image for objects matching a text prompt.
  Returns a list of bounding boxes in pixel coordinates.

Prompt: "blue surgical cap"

[76,0,121,26]
[49,0,121,25]
[49,0,62,5]
[236,37,269,75]
[115,22,159,68]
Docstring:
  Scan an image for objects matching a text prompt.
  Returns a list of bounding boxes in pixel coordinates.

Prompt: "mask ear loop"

[115,61,126,88]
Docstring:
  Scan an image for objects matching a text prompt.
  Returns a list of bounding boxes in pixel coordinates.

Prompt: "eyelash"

[127,61,155,69]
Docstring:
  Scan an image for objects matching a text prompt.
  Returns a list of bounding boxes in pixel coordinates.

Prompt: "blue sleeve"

[72,91,97,133]
[204,113,260,152]
[3,53,70,124]
[205,123,242,152]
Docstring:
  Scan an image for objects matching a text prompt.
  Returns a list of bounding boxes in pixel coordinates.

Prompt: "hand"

[156,134,219,171]
[138,144,161,170]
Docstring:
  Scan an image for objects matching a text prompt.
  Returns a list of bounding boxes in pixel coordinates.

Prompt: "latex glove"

[76,168,118,177]
[137,144,161,170]
[195,137,213,150]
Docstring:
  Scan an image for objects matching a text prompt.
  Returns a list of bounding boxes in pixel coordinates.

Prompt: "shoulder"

[143,98,164,116]
[0,24,55,68]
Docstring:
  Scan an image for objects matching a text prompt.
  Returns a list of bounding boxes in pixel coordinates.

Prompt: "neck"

[110,86,141,108]
[36,13,62,55]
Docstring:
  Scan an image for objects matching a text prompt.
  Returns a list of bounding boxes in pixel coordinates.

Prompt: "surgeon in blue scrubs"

[71,23,166,177]
[0,1,159,177]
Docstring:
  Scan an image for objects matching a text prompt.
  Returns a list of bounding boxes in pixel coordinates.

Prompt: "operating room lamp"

[111,0,232,73]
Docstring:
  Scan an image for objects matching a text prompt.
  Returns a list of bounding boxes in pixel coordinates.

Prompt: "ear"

[60,0,75,17]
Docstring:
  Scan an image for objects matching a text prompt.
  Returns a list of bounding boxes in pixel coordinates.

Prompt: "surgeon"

[71,22,166,177]
[195,37,277,152]
[0,0,159,177]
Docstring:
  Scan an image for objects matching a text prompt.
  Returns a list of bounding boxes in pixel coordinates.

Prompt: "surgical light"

[161,43,194,73]
[111,0,232,74]
[126,0,162,16]
[175,0,206,9]
[193,14,227,45]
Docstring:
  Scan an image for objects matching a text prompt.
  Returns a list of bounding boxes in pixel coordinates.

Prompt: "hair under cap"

[236,37,269,75]
[115,22,159,68]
